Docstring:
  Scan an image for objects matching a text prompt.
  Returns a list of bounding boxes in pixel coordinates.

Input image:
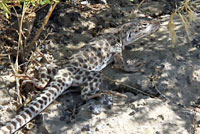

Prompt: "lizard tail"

[0,78,72,134]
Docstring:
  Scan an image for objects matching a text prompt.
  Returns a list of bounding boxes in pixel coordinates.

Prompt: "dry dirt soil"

[1,0,200,134]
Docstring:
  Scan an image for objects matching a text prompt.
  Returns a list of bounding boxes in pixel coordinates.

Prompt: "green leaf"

[40,0,53,5]
[0,2,10,18]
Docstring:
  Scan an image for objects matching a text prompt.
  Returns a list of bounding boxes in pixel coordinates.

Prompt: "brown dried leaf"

[178,11,190,38]
[168,12,177,45]
[186,4,198,21]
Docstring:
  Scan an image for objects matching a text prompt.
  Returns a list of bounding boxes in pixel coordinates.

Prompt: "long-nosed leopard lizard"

[0,17,160,134]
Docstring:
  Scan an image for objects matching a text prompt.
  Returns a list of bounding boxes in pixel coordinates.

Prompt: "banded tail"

[0,70,73,134]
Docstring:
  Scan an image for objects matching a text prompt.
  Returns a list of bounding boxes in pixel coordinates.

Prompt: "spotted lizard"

[0,17,160,134]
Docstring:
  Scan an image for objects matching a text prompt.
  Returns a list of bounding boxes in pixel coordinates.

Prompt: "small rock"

[88,104,103,115]
[192,35,200,49]
[129,110,136,116]
[157,115,164,120]
[0,66,4,70]
[81,124,90,131]
[156,131,161,134]
[80,1,90,5]
[100,94,113,107]
[95,126,100,131]
[59,115,65,121]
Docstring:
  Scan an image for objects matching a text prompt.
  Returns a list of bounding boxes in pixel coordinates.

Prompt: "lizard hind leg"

[80,71,114,114]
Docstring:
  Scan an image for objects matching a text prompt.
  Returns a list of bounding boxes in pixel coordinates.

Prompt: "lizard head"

[121,18,160,46]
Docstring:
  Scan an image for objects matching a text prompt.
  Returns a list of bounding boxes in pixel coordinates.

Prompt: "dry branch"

[26,2,58,52]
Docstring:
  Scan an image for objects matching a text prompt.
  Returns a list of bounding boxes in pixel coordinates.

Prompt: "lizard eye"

[127,32,132,39]
[142,23,148,27]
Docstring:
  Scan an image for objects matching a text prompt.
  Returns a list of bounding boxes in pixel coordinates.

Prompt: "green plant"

[0,0,58,18]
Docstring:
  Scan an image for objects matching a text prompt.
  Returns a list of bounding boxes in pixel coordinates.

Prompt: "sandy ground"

[1,0,200,134]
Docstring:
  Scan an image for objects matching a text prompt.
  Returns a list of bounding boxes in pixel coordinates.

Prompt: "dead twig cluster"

[168,0,198,45]
[0,1,58,103]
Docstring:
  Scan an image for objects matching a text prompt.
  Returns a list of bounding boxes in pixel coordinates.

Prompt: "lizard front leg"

[114,52,143,73]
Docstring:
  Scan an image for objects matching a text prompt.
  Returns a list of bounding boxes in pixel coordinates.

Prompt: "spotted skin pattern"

[0,18,160,134]
[22,64,59,89]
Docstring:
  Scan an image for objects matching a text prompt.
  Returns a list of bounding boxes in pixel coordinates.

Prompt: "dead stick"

[104,75,157,98]
[26,2,58,51]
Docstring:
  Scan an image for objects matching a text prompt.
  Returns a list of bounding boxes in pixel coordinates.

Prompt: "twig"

[8,54,23,104]
[36,50,51,64]
[88,91,127,100]
[0,54,9,57]
[24,12,36,46]
[99,90,128,98]
[12,4,29,104]
[129,0,146,18]
[104,75,158,99]
[26,2,58,52]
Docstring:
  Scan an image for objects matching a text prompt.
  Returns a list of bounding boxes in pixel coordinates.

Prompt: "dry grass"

[168,0,198,45]
[0,0,58,103]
